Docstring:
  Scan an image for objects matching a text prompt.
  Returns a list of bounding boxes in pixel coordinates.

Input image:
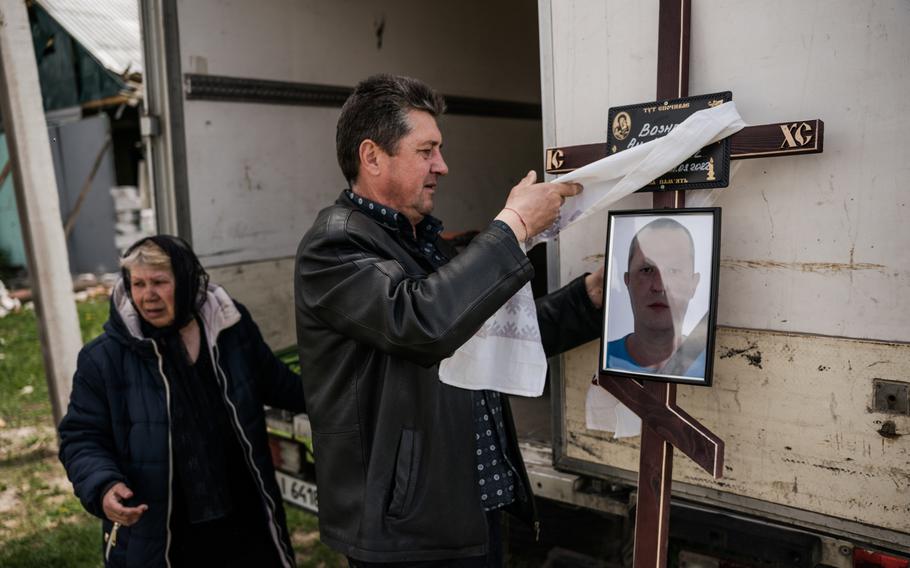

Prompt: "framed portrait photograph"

[599,208,721,386]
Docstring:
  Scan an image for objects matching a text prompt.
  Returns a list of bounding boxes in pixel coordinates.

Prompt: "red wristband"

[502,207,528,241]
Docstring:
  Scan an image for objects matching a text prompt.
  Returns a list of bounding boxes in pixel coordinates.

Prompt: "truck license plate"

[276,471,319,513]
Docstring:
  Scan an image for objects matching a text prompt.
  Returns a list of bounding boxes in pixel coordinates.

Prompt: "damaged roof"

[35,0,142,76]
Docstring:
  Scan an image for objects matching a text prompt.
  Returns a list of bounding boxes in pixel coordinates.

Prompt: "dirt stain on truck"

[718,342,763,369]
[721,258,886,273]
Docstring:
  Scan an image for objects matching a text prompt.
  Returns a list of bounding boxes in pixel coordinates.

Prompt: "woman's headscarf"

[121,235,209,335]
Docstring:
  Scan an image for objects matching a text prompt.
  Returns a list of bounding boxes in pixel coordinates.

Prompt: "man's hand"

[585,266,605,309]
[102,482,148,526]
[495,170,582,241]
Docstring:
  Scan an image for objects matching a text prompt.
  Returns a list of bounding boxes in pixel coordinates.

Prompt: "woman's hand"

[102,482,148,526]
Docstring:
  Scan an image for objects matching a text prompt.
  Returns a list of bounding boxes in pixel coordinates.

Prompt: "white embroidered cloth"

[438,103,746,404]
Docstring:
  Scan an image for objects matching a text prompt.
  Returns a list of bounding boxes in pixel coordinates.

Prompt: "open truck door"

[539,0,909,563]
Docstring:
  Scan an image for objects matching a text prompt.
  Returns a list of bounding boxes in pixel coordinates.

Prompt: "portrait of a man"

[601,209,720,385]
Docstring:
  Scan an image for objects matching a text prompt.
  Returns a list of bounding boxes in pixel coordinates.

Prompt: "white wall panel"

[545,0,910,540]
[175,0,543,267]
[177,0,540,101]
[550,0,910,342]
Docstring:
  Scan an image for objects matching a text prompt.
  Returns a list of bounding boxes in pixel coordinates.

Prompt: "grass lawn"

[0,297,344,567]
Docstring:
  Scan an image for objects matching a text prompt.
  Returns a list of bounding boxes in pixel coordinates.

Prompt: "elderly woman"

[59,235,305,567]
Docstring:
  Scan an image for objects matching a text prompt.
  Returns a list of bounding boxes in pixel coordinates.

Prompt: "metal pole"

[0,0,83,425]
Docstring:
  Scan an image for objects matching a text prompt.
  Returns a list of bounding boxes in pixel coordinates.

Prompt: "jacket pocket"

[312,429,364,536]
[387,428,420,518]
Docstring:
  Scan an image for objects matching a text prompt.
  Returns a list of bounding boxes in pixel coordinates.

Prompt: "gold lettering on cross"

[780,122,814,149]
[547,148,565,170]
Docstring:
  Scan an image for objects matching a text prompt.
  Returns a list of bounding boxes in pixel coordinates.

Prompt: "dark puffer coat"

[58,282,305,567]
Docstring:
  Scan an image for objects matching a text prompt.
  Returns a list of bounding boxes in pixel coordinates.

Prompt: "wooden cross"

[545,8,824,193]
[560,1,826,566]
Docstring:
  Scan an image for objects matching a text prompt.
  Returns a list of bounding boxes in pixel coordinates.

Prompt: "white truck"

[139,0,909,564]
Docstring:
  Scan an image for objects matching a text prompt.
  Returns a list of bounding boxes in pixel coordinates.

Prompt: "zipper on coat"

[210,344,295,568]
[149,340,174,568]
[104,522,120,561]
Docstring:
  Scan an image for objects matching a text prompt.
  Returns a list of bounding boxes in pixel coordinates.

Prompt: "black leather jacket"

[294,194,601,562]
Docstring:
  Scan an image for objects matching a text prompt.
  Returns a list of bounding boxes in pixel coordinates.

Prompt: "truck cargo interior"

[135,0,910,564]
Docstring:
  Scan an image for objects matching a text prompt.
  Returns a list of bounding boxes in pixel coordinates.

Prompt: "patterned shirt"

[344,190,523,511]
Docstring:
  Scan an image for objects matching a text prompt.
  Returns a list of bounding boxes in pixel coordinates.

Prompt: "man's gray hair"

[336,74,446,185]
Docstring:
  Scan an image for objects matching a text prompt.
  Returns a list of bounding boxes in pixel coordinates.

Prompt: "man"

[606,218,706,378]
[295,74,603,565]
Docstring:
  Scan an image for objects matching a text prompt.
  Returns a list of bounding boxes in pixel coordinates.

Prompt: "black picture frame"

[599,208,721,386]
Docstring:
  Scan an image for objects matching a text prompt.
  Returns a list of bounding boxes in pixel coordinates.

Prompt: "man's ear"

[359,139,383,177]
[623,272,630,286]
